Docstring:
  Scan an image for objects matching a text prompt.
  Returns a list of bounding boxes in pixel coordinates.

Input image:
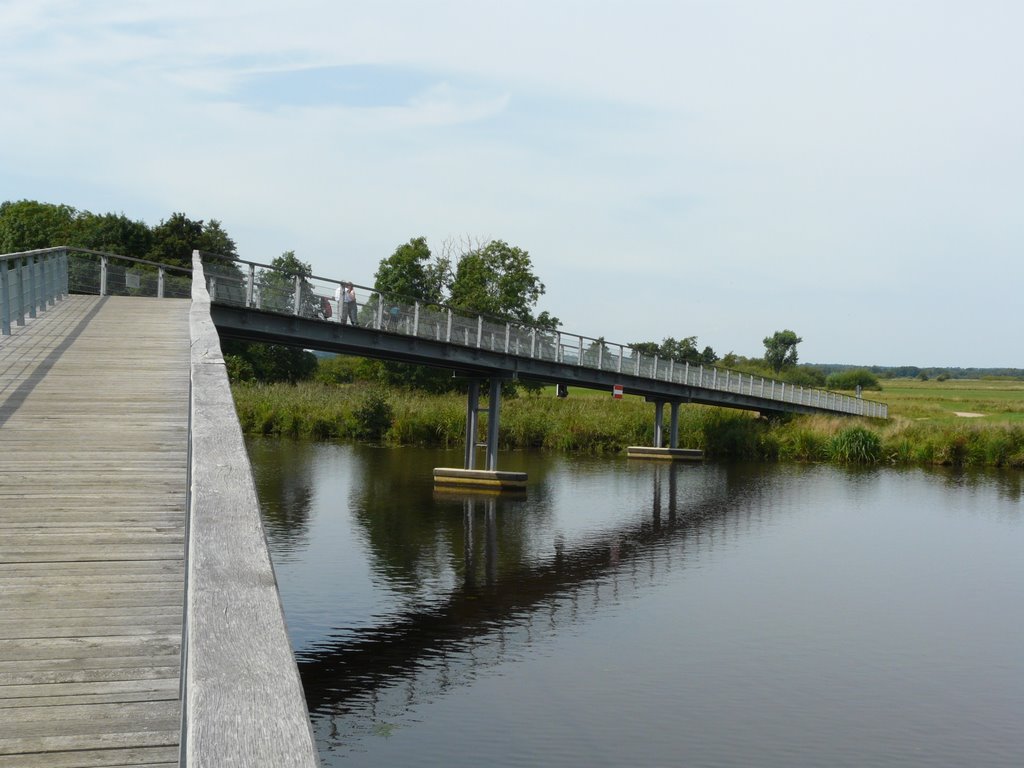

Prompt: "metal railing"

[0,248,69,335]
[1,247,193,335]
[199,252,888,420]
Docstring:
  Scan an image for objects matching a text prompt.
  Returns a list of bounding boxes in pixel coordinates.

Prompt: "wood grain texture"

[0,294,189,768]
[182,253,320,767]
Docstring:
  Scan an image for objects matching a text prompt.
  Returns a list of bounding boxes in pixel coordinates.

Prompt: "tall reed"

[230,382,1024,468]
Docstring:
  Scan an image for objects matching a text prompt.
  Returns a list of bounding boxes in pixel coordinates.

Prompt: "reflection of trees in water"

[346,447,559,599]
[245,436,317,553]
[940,465,1024,506]
[300,462,779,740]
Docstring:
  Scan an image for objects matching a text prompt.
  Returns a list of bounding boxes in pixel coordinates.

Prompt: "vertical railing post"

[100,256,108,296]
[246,265,255,307]
[13,257,25,327]
[577,335,583,366]
[476,315,483,348]
[59,248,69,298]
[597,343,604,370]
[158,267,165,299]
[25,256,37,319]
[375,295,384,330]
[684,361,690,384]
[668,358,674,382]
[530,328,537,358]
[39,253,50,307]
[634,353,640,376]
[49,252,59,305]
[413,302,420,336]
[556,332,562,362]
[446,308,453,342]
[712,368,718,389]
[653,355,659,380]
[617,345,623,373]
[32,255,43,311]
[0,259,10,335]
[292,275,301,315]
[505,323,511,354]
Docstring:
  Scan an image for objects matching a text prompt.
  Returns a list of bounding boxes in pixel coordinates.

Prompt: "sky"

[2,0,1021,368]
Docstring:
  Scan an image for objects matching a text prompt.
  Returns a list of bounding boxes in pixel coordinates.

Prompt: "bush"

[828,426,882,464]
[784,367,826,387]
[353,390,394,440]
[225,354,256,383]
[315,355,358,384]
[825,369,882,391]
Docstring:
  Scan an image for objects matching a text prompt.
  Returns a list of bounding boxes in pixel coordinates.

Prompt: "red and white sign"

[613,385,623,399]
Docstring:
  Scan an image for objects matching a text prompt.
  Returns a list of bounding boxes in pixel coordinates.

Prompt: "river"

[245,437,1024,768]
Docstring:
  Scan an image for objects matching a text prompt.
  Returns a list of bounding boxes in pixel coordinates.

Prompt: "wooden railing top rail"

[182,250,320,767]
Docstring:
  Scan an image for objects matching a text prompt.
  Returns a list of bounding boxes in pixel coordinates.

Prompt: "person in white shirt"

[341,282,358,325]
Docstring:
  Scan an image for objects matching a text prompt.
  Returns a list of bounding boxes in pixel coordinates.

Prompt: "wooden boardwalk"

[0,295,190,768]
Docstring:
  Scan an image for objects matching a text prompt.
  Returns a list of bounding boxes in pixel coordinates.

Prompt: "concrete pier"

[626,446,704,461]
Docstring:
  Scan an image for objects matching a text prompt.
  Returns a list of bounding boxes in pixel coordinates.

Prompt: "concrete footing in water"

[626,446,704,461]
[434,467,529,491]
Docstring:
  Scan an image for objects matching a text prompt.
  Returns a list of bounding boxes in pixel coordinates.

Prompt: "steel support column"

[669,401,680,449]
[486,378,501,471]
[653,401,664,448]
[464,380,480,470]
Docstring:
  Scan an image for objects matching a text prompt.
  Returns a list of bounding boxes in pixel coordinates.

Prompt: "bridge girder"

[211,305,846,418]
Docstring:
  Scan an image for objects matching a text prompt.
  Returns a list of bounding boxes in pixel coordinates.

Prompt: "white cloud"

[1,1,1022,366]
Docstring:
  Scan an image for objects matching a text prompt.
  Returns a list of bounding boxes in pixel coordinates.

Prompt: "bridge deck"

[0,296,190,768]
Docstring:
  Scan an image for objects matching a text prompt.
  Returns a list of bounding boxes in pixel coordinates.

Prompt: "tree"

[220,251,320,385]
[256,250,317,315]
[448,240,545,323]
[222,339,317,384]
[763,330,802,372]
[374,236,444,304]
[74,211,153,259]
[0,200,77,252]
[629,336,717,364]
[148,213,238,269]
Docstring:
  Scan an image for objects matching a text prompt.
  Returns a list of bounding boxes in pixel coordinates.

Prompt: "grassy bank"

[231,378,1024,468]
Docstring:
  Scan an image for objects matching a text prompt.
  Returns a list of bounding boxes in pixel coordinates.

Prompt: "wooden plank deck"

[0,295,190,768]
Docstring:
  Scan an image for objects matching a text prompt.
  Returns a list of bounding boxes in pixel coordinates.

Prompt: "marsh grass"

[231,378,1024,468]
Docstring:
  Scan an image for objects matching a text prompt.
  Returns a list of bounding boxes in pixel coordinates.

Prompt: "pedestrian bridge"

[0,246,886,766]
[197,252,886,423]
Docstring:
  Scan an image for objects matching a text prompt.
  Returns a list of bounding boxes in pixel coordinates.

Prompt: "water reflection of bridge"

[298,463,776,746]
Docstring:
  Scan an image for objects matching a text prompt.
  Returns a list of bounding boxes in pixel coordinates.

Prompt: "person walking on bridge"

[341,282,358,326]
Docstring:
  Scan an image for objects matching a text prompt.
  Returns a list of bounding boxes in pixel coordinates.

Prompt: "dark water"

[246,438,1024,768]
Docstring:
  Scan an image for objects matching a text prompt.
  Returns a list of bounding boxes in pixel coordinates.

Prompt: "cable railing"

[198,252,887,420]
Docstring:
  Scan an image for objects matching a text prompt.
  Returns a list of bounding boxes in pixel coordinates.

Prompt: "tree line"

[3,199,829,391]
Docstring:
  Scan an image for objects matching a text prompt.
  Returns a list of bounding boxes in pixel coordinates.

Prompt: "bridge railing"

[1,247,194,335]
[198,252,887,420]
[1,247,69,334]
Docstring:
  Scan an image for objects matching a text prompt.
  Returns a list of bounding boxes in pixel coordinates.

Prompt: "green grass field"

[872,378,1024,424]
